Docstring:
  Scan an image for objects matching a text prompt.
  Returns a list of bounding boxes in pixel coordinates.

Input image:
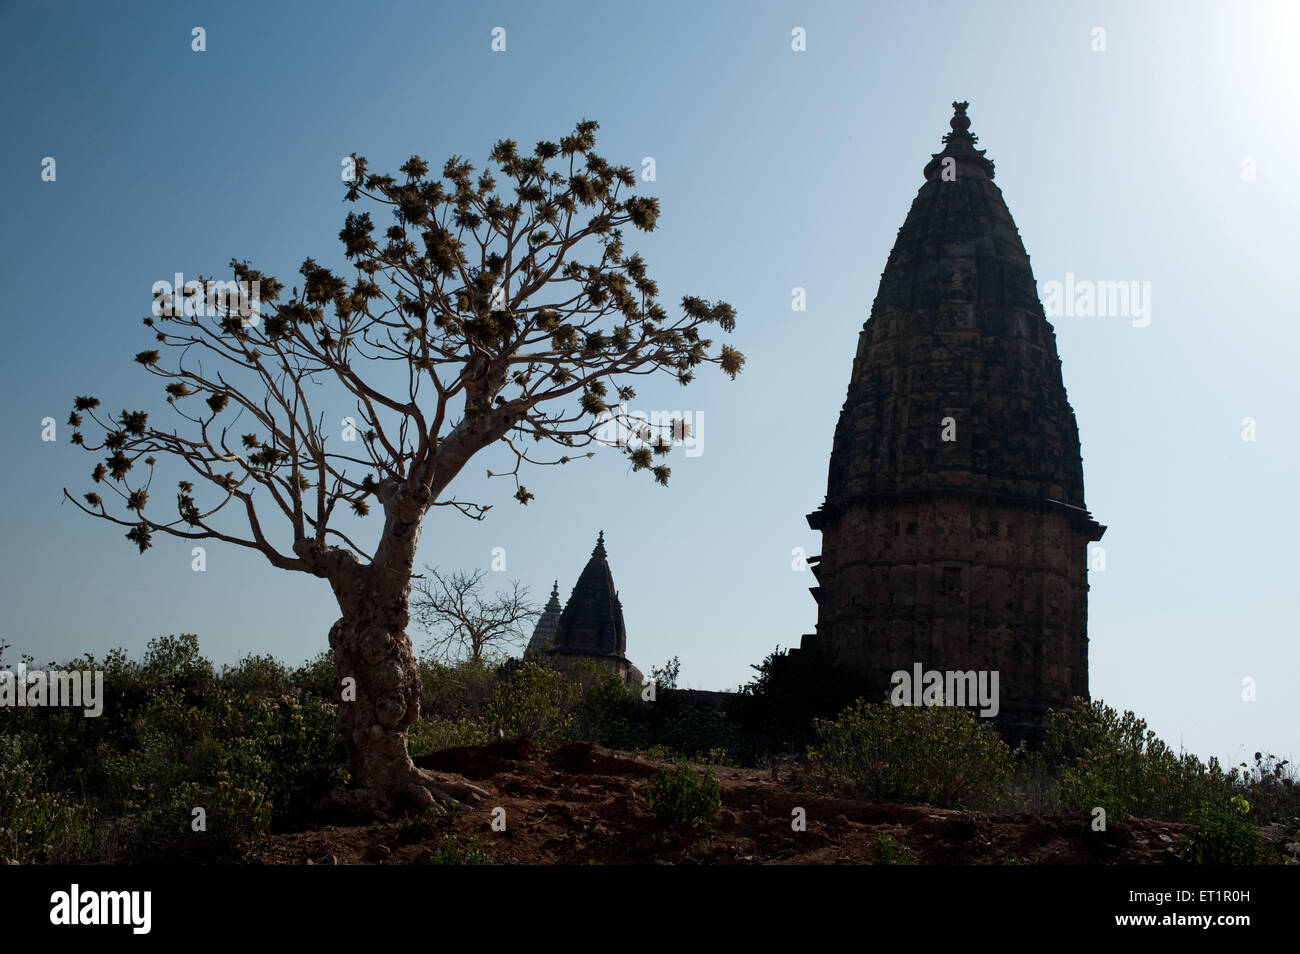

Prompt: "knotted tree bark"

[318,479,488,817]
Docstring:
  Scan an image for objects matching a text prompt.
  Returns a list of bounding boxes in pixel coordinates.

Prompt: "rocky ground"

[251,741,1208,865]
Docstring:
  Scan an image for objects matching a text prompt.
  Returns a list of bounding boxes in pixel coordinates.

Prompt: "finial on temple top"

[925,100,994,180]
[944,101,976,144]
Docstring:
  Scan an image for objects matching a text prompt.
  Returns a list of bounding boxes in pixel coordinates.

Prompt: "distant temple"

[528,581,563,654]
[802,102,1105,742]
[526,532,643,686]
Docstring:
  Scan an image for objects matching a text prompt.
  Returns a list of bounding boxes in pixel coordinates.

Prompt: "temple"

[527,532,643,686]
[802,102,1105,742]
[525,582,563,656]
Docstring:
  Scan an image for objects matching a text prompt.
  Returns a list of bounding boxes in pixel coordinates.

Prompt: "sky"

[1,0,1297,769]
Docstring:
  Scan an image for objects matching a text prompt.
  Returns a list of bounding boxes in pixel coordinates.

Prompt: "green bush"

[419,656,498,720]
[141,633,215,694]
[408,716,488,755]
[1178,798,1261,865]
[1059,766,1129,825]
[643,762,722,826]
[222,693,347,827]
[807,699,1012,808]
[483,662,576,744]
[425,836,494,865]
[117,773,271,863]
[1238,752,1299,828]
[1046,699,1239,822]
[88,703,321,860]
[997,749,1061,814]
[650,656,681,690]
[416,655,745,760]
[566,660,644,749]
[291,650,340,699]
[0,739,93,864]
[0,636,351,860]
[655,704,741,763]
[220,653,289,694]
[874,833,914,865]
[734,645,863,763]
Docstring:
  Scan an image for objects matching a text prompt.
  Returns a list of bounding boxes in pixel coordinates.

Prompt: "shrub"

[1046,699,1239,822]
[141,633,215,694]
[117,773,271,863]
[0,636,351,860]
[408,717,488,755]
[1059,764,1129,826]
[643,762,721,827]
[483,662,576,744]
[221,653,289,694]
[291,650,339,698]
[1178,798,1261,865]
[425,836,494,865]
[650,656,681,690]
[566,660,644,749]
[638,744,678,763]
[0,739,93,864]
[874,833,914,865]
[807,699,1012,808]
[997,748,1061,814]
[655,704,741,764]
[1237,752,1300,828]
[734,645,862,763]
[419,656,498,720]
[222,693,347,828]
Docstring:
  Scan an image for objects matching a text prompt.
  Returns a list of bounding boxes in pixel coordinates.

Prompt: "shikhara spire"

[555,532,626,659]
[526,580,564,655]
[531,533,642,685]
[803,102,1104,743]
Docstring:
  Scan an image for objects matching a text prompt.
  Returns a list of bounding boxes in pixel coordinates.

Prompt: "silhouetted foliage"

[0,636,344,863]
[413,567,539,664]
[807,699,1013,808]
[1044,698,1240,823]
[733,645,861,761]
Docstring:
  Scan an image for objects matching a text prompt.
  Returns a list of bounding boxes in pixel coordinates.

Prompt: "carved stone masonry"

[803,103,1105,743]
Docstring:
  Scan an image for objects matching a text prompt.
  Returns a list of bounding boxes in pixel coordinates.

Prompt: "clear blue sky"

[2,0,1296,769]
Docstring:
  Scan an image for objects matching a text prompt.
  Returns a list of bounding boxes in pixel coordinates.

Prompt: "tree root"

[414,768,491,808]
[320,764,491,822]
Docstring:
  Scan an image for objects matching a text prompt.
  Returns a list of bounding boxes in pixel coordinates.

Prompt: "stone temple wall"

[809,492,1094,738]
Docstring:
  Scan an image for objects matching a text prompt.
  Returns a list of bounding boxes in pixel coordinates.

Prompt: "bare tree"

[413,567,538,664]
[62,119,742,815]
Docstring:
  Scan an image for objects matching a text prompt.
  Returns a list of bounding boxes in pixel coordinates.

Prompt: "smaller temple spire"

[533,532,642,686]
[526,579,565,656]
[554,530,626,659]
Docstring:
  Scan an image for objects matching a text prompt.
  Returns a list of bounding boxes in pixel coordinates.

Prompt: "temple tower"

[545,532,642,685]
[803,102,1105,741]
[525,581,563,656]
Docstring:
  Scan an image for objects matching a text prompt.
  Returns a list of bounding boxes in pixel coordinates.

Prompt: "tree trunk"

[320,482,488,818]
